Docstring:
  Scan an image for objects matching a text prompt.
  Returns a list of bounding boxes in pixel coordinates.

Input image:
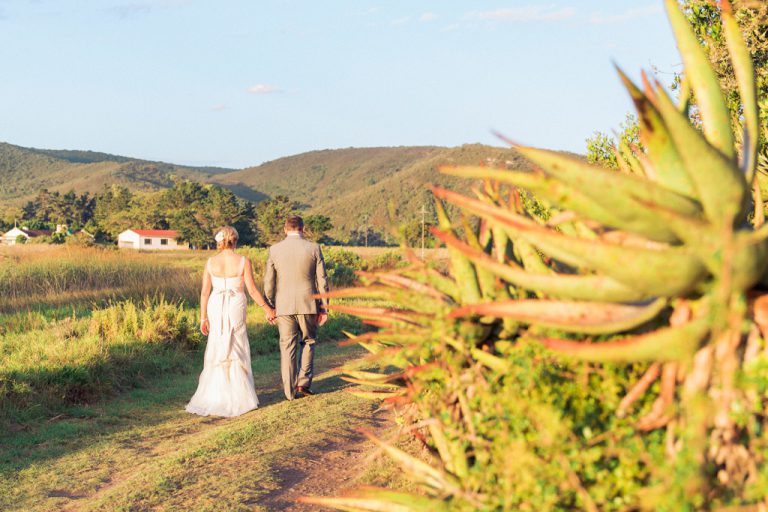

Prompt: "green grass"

[0,344,376,512]
[0,246,407,510]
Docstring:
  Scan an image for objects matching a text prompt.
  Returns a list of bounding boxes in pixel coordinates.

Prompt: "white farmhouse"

[1,227,52,245]
[117,229,189,250]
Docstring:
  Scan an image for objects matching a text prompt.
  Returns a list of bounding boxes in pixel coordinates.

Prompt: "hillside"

[0,142,231,203]
[212,144,535,237]
[0,141,547,239]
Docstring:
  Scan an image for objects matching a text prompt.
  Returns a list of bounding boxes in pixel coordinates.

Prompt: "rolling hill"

[221,144,534,235]
[0,142,231,203]
[0,141,542,238]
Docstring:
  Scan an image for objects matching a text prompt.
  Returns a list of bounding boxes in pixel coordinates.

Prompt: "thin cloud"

[211,104,227,112]
[391,16,410,25]
[589,5,662,25]
[248,84,283,94]
[420,12,437,22]
[466,5,576,23]
[109,0,190,19]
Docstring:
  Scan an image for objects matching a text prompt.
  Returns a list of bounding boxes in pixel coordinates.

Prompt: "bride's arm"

[244,258,276,322]
[200,259,213,335]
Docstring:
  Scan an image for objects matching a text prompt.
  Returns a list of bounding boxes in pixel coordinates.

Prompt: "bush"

[0,298,203,425]
[366,250,404,271]
[322,247,365,287]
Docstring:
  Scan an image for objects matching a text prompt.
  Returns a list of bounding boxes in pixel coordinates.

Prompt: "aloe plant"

[303,1,768,510]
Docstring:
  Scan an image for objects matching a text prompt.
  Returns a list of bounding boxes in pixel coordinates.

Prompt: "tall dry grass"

[0,246,200,313]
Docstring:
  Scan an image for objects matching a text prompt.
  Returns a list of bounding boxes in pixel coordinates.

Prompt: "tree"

[255,196,298,244]
[304,214,333,242]
[586,2,767,171]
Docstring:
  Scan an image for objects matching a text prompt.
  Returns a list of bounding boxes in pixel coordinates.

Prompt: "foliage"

[254,195,299,244]
[304,213,334,242]
[367,249,405,271]
[321,2,768,510]
[399,218,437,249]
[585,113,642,170]
[323,247,366,288]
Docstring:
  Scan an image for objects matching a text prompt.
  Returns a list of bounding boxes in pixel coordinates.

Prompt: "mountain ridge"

[0,141,551,236]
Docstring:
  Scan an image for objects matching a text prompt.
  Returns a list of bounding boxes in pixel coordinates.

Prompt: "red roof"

[131,229,180,238]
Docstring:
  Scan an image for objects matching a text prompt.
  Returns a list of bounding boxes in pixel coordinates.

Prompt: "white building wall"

[117,230,189,250]
[117,230,141,249]
[2,227,29,246]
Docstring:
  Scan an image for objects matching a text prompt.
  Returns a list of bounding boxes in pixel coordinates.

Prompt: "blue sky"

[0,1,682,169]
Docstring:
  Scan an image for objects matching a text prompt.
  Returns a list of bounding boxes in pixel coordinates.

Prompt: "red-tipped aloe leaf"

[433,228,654,302]
[450,298,667,335]
[537,317,709,362]
[434,196,482,304]
[441,164,682,243]
[298,487,449,512]
[432,187,707,297]
[513,145,701,242]
[650,79,747,226]
[615,65,696,197]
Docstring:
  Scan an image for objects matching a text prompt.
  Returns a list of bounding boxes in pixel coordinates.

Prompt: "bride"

[186,226,276,417]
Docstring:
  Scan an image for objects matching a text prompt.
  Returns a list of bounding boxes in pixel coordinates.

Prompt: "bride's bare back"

[208,251,247,277]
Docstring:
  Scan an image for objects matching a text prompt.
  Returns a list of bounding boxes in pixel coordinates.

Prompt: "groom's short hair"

[285,216,304,231]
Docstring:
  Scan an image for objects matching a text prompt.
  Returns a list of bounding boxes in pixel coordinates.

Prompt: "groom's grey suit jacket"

[264,234,330,316]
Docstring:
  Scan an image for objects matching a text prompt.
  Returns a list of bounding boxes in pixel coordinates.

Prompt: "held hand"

[317,312,328,327]
[262,305,277,324]
[200,318,210,336]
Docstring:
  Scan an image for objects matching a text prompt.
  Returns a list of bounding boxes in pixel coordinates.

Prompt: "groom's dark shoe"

[296,386,314,397]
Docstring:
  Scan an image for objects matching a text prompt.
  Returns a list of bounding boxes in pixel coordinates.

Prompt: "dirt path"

[1,345,396,512]
[259,408,390,511]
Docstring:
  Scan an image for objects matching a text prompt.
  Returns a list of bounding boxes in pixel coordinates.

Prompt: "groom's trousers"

[276,314,318,400]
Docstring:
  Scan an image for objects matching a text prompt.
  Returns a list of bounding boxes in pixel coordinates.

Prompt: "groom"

[264,216,330,400]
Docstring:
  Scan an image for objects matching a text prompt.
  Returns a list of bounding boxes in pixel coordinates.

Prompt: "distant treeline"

[2,182,333,247]
[0,181,430,247]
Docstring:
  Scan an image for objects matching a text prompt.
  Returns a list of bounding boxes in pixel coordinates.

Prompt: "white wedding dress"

[186,256,259,417]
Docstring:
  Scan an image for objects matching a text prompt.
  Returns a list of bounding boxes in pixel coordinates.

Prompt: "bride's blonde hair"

[215,226,238,250]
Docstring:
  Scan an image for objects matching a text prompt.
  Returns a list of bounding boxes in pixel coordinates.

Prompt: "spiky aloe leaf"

[298,487,449,512]
[317,287,400,300]
[615,65,696,197]
[511,145,702,241]
[721,0,759,180]
[434,228,655,302]
[462,216,498,299]
[664,0,735,159]
[471,347,512,372]
[618,138,646,176]
[362,431,463,495]
[441,166,617,228]
[346,389,407,400]
[450,298,666,335]
[435,197,482,304]
[648,76,748,226]
[442,162,687,243]
[536,316,709,362]
[432,187,707,296]
[327,305,425,325]
[369,273,452,302]
[344,369,405,384]
[427,421,469,479]
[342,376,404,389]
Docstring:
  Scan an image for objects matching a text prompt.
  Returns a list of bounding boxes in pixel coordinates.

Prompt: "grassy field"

[0,245,410,511]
